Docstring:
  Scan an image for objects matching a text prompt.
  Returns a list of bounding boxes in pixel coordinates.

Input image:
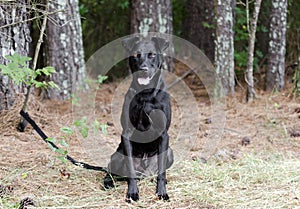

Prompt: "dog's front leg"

[120,90,139,202]
[156,132,169,200]
[121,133,139,202]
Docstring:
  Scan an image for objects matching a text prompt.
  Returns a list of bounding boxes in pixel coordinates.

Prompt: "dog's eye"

[133,53,141,58]
[148,53,156,58]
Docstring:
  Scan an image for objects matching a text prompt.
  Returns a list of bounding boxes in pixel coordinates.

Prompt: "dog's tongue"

[138,77,150,85]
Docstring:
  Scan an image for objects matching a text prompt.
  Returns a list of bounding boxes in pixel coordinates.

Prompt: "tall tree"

[266,0,288,91]
[46,0,86,99]
[130,0,173,71]
[214,0,235,95]
[0,1,31,111]
[183,0,215,62]
[246,0,262,102]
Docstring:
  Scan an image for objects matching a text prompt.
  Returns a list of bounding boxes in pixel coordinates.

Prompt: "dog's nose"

[140,64,149,71]
[140,67,148,71]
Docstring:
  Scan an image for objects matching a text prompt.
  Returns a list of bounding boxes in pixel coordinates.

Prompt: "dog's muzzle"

[137,68,154,86]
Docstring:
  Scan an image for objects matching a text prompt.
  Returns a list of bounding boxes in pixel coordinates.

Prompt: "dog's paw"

[125,191,139,202]
[157,192,169,201]
[156,186,169,201]
[103,175,115,189]
[103,180,114,189]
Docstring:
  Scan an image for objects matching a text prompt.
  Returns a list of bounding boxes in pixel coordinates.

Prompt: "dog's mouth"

[137,76,151,85]
[137,72,155,86]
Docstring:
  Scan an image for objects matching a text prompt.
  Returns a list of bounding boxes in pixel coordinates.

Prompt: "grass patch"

[170,152,300,208]
[1,152,299,208]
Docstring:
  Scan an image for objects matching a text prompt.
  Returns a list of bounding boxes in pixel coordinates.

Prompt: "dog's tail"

[20,110,108,173]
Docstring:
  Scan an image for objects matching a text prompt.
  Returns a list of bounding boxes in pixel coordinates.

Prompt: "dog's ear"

[122,37,140,52]
[151,37,169,52]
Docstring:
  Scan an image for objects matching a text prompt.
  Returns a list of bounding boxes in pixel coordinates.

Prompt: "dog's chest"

[129,97,160,131]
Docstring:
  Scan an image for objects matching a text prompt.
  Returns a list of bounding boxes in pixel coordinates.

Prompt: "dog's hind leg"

[103,172,129,189]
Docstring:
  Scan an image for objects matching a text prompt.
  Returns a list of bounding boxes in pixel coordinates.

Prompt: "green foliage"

[79,3,89,16]
[71,93,79,105]
[74,117,89,138]
[234,5,265,70]
[0,53,59,89]
[172,0,187,36]
[202,22,214,29]
[60,127,73,135]
[46,127,72,163]
[46,137,69,163]
[117,0,129,10]
[82,75,108,88]
[234,49,263,68]
[286,0,300,66]
[234,7,249,41]
[97,75,108,84]
[73,117,108,138]
[234,50,248,68]
[92,119,100,135]
[21,172,28,179]
[79,0,130,60]
[45,117,108,163]
[100,124,108,135]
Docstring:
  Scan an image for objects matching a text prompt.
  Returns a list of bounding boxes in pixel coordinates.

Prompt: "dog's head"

[122,37,169,86]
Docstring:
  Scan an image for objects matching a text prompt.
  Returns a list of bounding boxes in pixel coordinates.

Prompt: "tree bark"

[183,0,215,62]
[130,0,172,35]
[46,0,86,100]
[130,0,173,71]
[246,0,262,102]
[214,0,235,95]
[266,0,287,91]
[0,1,31,111]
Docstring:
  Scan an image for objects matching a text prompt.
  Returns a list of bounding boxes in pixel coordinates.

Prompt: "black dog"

[104,36,174,202]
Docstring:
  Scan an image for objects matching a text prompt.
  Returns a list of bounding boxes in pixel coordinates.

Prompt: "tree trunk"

[246,0,262,102]
[130,0,173,71]
[214,0,235,95]
[266,0,287,91]
[0,1,31,111]
[183,0,215,62]
[130,0,172,35]
[46,0,86,100]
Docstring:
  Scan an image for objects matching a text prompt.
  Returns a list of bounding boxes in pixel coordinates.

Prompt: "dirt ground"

[1,65,300,208]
